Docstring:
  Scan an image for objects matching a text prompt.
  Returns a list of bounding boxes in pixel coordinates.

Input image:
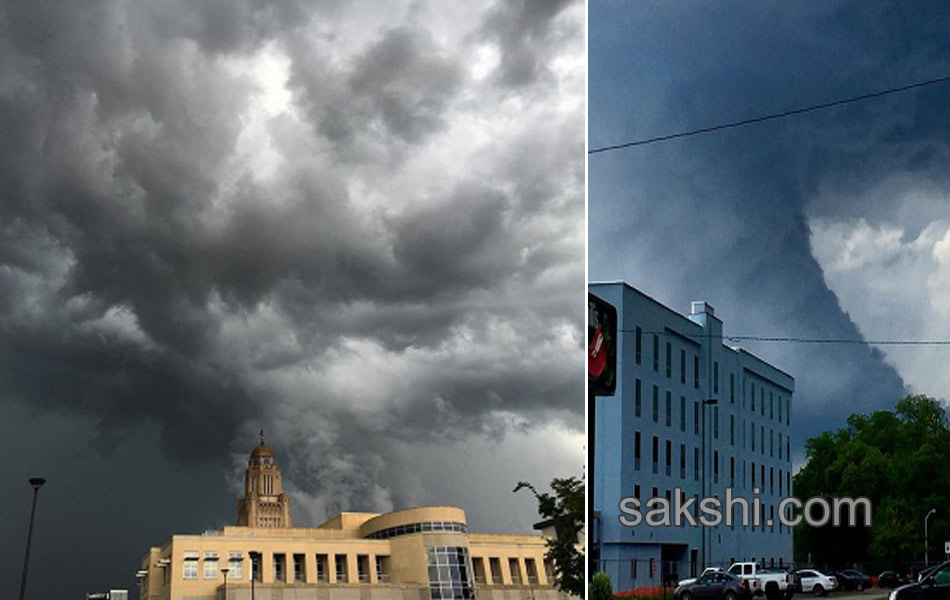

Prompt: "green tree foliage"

[793,395,950,571]
[514,476,584,596]
[589,571,613,600]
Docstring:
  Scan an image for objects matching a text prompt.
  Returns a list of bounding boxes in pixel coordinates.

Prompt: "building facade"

[138,442,567,600]
[589,282,794,592]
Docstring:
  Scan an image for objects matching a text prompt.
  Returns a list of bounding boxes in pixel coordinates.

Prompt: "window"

[770,393,774,419]
[713,406,719,439]
[778,432,783,459]
[666,391,672,427]
[778,397,783,421]
[730,457,735,486]
[427,547,475,600]
[357,554,371,583]
[228,552,243,579]
[750,384,755,411]
[750,423,755,451]
[336,555,348,583]
[665,439,672,476]
[508,558,523,584]
[779,469,783,495]
[680,396,686,431]
[787,398,791,425]
[693,401,699,435]
[634,484,640,500]
[680,443,686,478]
[489,558,503,586]
[634,431,641,470]
[377,556,390,583]
[693,447,699,480]
[203,552,218,579]
[730,415,735,446]
[274,553,286,583]
[653,334,659,372]
[730,373,735,403]
[713,361,719,393]
[693,355,700,388]
[680,349,686,383]
[635,379,642,417]
[761,426,766,455]
[293,554,305,583]
[635,326,642,364]
[652,436,659,474]
[713,451,719,483]
[666,342,672,377]
[472,557,487,584]
[183,552,198,580]
[770,467,774,495]
[760,389,765,415]
[751,461,756,486]
[316,554,329,582]
[770,430,774,457]
[525,558,539,584]
[653,386,659,422]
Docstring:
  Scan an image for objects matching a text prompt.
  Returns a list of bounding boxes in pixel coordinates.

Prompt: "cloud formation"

[589,1,950,464]
[0,0,584,596]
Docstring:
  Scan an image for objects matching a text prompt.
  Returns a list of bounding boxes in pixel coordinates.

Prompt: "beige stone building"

[137,440,570,600]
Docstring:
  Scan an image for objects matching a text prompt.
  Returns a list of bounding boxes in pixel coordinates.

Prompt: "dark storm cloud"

[0,0,583,597]
[590,1,950,462]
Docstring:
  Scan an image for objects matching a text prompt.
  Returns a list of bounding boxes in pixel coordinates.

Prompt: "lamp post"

[925,509,937,566]
[222,567,231,600]
[250,551,257,600]
[700,398,717,570]
[17,477,46,600]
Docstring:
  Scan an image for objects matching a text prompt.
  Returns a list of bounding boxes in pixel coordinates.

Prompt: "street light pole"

[925,509,936,566]
[221,567,230,600]
[17,477,46,600]
[700,399,717,570]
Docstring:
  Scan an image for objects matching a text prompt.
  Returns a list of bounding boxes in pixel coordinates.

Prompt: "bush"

[590,572,613,600]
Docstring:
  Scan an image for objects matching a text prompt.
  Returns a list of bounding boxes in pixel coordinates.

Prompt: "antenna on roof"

[260,429,264,446]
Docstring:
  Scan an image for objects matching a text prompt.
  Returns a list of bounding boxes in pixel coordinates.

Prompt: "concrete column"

[305,553,318,584]
[328,555,337,584]
[347,553,359,585]
[500,558,512,585]
[369,554,378,584]
[261,551,273,584]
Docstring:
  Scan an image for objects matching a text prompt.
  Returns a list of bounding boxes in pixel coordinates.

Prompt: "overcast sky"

[0,1,584,597]
[590,2,950,467]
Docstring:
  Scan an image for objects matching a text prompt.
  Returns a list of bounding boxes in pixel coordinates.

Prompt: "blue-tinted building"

[589,282,794,592]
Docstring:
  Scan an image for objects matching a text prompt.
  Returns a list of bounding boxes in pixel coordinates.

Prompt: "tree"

[514,476,584,596]
[794,395,950,571]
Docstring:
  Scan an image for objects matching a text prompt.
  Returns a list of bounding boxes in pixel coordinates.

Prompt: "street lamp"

[700,398,718,571]
[249,551,258,600]
[17,477,46,600]
[221,567,230,600]
[925,509,937,566]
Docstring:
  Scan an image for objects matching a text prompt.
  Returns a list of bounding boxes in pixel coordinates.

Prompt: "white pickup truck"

[727,563,795,600]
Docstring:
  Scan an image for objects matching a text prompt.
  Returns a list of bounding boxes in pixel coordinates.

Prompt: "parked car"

[887,560,950,599]
[679,567,724,587]
[793,569,837,597]
[879,571,910,589]
[834,570,873,592]
[727,562,794,599]
[675,571,752,600]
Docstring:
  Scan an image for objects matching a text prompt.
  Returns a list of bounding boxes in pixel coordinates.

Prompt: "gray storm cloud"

[0,0,584,597]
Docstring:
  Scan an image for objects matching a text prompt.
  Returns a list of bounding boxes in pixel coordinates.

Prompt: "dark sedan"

[887,561,950,599]
[674,571,752,600]
[835,570,873,592]
[879,571,910,589]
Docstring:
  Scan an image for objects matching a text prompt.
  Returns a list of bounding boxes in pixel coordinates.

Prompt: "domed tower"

[237,431,293,528]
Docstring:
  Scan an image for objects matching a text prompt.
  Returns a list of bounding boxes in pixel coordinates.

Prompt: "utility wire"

[618,329,950,346]
[588,75,950,155]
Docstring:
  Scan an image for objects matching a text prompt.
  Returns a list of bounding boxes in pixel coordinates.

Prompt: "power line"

[588,75,950,155]
[619,329,950,346]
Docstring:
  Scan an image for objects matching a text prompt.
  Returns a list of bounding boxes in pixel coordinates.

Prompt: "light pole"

[17,477,46,600]
[925,509,936,566]
[221,567,230,600]
[700,398,717,571]
[250,551,257,600]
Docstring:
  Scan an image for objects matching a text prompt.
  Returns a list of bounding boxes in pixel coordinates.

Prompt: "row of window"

[366,521,467,540]
[470,555,548,586]
[622,556,789,581]
[632,328,792,427]
[180,552,388,584]
[634,379,790,432]
[629,487,795,535]
[632,433,792,494]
